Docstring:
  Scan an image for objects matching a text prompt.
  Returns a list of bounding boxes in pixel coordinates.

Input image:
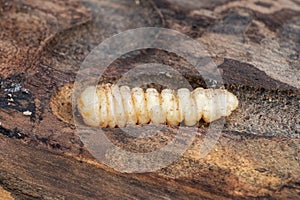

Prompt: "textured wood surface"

[0,0,299,199]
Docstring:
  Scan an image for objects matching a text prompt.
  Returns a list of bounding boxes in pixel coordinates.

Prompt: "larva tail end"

[227,91,239,112]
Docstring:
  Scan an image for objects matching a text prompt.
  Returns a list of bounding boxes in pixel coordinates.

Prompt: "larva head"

[201,89,239,123]
[77,86,101,127]
[226,91,239,113]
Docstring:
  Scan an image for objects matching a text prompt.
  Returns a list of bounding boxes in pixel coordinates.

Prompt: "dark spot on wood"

[35,136,48,144]
[218,58,296,90]
[175,10,186,20]
[151,0,215,38]
[50,143,61,149]
[153,0,234,11]
[152,0,172,9]
[245,22,265,43]
[0,126,27,139]
[254,1,273,8]
[254,9,300,32]
[0,75,36,121]
[209,11,252,35]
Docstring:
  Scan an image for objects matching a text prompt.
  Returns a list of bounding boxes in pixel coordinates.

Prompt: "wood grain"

[0,0,299,199]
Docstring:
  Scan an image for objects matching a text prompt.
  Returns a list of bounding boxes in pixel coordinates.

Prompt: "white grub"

[77,84,239,128]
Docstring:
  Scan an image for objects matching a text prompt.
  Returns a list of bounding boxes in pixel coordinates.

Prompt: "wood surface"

[0,0,299,199]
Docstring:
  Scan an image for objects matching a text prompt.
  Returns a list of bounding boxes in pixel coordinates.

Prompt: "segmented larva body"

[77,84,239,128]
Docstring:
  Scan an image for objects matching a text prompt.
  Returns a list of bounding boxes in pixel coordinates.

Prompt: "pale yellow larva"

[77,84,239,128]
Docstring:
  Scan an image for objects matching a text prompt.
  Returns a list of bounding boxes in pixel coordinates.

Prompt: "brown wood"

[0,0,299,199]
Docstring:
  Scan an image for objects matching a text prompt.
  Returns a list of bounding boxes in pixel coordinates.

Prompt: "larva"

[77,84,239,128]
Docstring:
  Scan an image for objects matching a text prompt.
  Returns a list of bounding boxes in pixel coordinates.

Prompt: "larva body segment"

[77,84,239,128]
[132,87,150,125]
[161,89,181,126]
[105,85,117,128]
[111,85,126,128]
[177,88,198,126]
[191,87,205,121]
[97,86,108,127]
[119,86,137,125]
[146,88,166,125]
